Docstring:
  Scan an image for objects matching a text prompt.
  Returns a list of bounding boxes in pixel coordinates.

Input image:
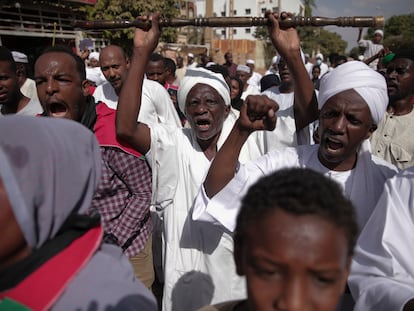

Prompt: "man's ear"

[81,80,90,97]
[365,123,377,140]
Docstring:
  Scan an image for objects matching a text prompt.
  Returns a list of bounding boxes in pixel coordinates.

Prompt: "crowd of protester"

[0,9,414,311]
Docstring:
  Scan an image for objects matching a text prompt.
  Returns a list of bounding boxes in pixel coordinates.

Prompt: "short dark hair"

[37,45,86,81]
[235,168,359,256]
[164,57,176,75]
[0,46,17,72]
[149,53,164,63]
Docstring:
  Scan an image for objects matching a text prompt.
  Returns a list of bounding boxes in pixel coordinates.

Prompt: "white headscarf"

[177,67,230,115]
[0,116,101,249]
[318,61,388,124]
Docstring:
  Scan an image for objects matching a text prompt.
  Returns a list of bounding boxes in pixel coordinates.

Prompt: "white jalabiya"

[260,87,315,153]
[93,79,182,127]
[147,116,261,311]
[240,83,260,100]
[147,67,262,311]
[193,142,397,232]
[349,167,414,311]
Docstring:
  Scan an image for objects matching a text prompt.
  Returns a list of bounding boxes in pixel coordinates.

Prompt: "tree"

[80,0,180,52]
[303,0,316,17]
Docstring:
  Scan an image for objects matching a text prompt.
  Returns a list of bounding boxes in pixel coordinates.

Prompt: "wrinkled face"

[386,58,414,103]
[230,79,241,100]
[0,178,29,271]
[278,59,291,83]
[146,60,166,85]
[0,61,19,107]
[235,209,350,311]
[100,47,130,94]
[185,83,230,141]
[318,89,375,171]
[35,52,89,121]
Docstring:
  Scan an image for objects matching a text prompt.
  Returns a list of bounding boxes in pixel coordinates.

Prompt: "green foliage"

[298,27,347,56]
[80,0,179,51]
[303,0,316,17]
[384,13,414,50]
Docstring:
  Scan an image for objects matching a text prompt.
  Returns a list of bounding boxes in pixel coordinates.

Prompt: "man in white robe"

[349,167,414,311]
[193,60,397,233]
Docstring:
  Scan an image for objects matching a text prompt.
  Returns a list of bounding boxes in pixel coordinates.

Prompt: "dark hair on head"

[0,46,17,72]
[235,168,359,257]
[37,45,86,81]
[206,64,229,80]
[164,57,176,75]
[149,53,164,63]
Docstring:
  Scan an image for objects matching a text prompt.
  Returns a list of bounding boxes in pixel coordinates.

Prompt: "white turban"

[177,67,230,115]
[88,52,100,61]
[318,61,388,124]
[236,64,251,74]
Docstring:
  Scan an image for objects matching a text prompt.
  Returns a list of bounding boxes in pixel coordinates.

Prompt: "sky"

[311,0,413,52]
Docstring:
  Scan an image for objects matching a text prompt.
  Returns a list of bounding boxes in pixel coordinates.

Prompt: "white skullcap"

[188,53,194,58]
[246,59,255,65]
[271,55,278,64]
[318,61,388,124]
[11,51,28,63]
[88,52,100,61]
[236,64,251,74]
[316,53,324,60]
[358,55,365,61]
[374,29,383,37]
[205,61,216,67]
[177,67,230,115]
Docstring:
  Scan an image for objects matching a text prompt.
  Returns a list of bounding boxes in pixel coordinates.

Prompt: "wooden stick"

[72,15,384,30]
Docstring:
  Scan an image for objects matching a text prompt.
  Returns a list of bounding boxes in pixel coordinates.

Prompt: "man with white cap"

[236,64,260,100]
[115,13,264,311]
[246,59,262,88]
[187,52,198,68]
[358,28,384,70]
[85,51,106,87]
[0,47,42,116]
[11,51,40,104]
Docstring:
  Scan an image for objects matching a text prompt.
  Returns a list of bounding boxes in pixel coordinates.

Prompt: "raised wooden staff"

[72,15,384,30]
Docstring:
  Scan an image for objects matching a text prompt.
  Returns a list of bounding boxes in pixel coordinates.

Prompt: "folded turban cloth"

[88,52,100,61]
[318,61,388,124]
[177,67,231,115]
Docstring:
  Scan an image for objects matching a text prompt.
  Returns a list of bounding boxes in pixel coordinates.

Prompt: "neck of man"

[198,132,221,161]
[387,95,414,116]
[1,92,29,114]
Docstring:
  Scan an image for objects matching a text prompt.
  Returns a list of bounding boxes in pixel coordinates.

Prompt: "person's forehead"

[0,60,15,74]
[389,57,414,67]
[100,49,125,64]
[36,52,77,71]
[188,83,221,97]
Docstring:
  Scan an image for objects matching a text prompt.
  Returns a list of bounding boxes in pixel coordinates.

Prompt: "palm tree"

[303,0,316,17]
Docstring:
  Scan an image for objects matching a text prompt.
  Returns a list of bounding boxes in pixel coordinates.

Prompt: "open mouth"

[47,102,68,118]
[195,119,211,131]
[326,138,344,151]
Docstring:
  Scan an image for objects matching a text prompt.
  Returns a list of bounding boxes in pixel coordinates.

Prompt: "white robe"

[349,167,414,311]
[146,116,262,311]
[93,79,182,127]
[193,142,397,232]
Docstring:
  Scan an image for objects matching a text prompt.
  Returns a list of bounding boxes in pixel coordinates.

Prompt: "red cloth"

[0,226,103,311]
[94,102,143,159]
